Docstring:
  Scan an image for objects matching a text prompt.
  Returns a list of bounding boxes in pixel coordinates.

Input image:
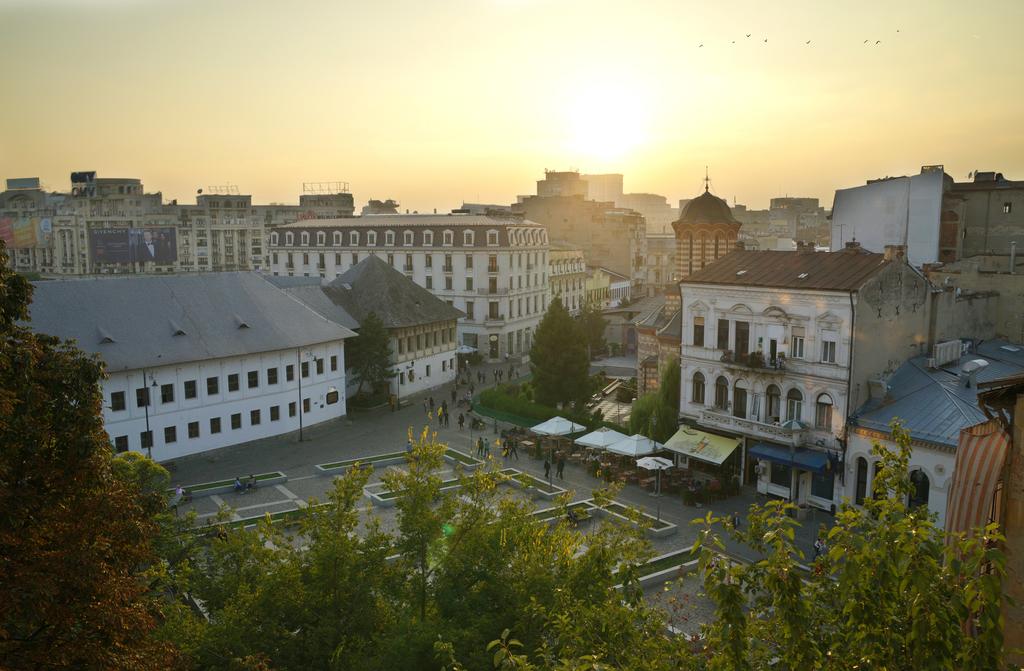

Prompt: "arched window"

[855,457,869,505]
[786,388,803,422]
[815,394,834,430]
[692,372,705,404]
[733,380,748,419]
[714,376,729,410]
[349,231,359,246]
[909,469,930,509]
[766,384,782,422]
[271,232,279,245]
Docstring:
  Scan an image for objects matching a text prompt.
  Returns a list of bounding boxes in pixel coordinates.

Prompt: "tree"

[347,311,395,396]
[529,297,590,409]
[0,240,178,669]
[577,300,607,359]
[694,422,1009,670]
[629,358,680,442]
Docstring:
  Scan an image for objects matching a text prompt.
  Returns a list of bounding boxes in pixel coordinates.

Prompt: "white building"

[846,339,1024,529]
[272,256,462,400]
[548,244,587,315]
[266,214,549,361]
[675,244,932,512]
[831,165,950,266]
[26,273,356,462]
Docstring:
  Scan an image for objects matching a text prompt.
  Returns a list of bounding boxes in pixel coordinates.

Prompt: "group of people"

[424,396,454,428]
[543,453,567,481]
[233,475,257,494]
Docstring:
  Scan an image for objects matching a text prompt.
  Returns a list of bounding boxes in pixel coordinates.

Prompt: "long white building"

[266,214,549,361]
[26,272,356,462]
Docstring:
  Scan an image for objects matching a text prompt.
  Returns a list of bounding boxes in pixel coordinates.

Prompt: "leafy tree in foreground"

[694,422,1008,670]
[530,297,590,409]
[348,311,395,396]
[0,241,177,669]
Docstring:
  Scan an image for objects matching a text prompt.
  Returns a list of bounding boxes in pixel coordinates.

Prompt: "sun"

[564,86,650,162]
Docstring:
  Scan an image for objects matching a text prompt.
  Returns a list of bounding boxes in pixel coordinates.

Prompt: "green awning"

[664,427,740,465]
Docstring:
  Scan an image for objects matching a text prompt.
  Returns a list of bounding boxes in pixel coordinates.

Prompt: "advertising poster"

[88,227,178,265]
[0,216,51,248]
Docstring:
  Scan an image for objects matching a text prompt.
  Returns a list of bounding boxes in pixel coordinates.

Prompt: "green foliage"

[347,312,395,395]
[577,300,607,358]
[657,357,680,412]
[693,422,1010,670]
[530,297,590,409]
[629,360,680,442]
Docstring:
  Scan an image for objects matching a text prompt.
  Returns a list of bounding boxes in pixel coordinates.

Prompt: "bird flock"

[698,29,898,48]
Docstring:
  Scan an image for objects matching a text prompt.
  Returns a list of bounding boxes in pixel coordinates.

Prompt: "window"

[909,469,930,509]
[463,230,474,246]
[403,230,414,246]
[717,319,730,350]
[443,230,454,246]
[164,426,177,444]
[207,376,219,395]
[188,421,199,439]
[714,376,729,410]
[289,401,297,417]
[790,326,805,359]
[1004,202,1013,214]
[811,470,834,500]
[326,390,340,404]
[136,387,150,408]
[350,231,359,245]
[815,394,833,430]
[231,413,241,430]
[335,252,341,265]
[466,276,474,291]
[316,231,325,246]
[286,364,294,382]
[487,230,499,245]
[330,355,338,372]
[270,405,280,421]
[247,371,259,389]
[303,253,309,266]
[489,301,499,319]
[385,230,395,246]
[465,300,474,320]
[426,276,433,289]
[184,380,197,399]
[267,367,278,385]
[113,435,128,453]
[855,457,868,505]
[301,361,309,378]
[735,321,750,355]
[424,230,434,246]
[351,253,358,265]
[285,232,294,245]
[488,254,498,272]
[692,316,705,346]
[110,391,126,411]
[425,364,431,377]
[387,253,394,266]
[766,384,782,422]
[367,231,377,246]
[333,232,342,245]
[692,372,705,404]
[786,389,803,422]
[250,409,261,426]
[444,276,453,290]
[140,430,153,450]
[821,338,837,364]
[733,381,747,419]
[303,398,311,413]
[301,232,310,246]
[426,254,433,268]
[466,254,474,269]
[770,461,791,488]
[228,374,239,392]
[316,358,324,375]
[210,417,221,434]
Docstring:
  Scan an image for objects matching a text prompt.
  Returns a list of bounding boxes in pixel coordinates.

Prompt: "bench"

[167,471,288,500]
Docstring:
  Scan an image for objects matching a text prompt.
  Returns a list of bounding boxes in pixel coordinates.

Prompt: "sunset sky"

[1,0,1022,212]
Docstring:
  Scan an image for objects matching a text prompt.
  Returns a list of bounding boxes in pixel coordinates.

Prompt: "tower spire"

[704,166,710,193]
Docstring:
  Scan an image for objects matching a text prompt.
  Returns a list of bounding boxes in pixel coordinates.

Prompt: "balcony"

[442,265,454,273]
[477,287,509,295]
[699,408,803,446]
[719,350,787,373]
[403,263,413,272]
[487,264,499,273]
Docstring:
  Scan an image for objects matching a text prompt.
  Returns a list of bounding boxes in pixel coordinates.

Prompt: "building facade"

[25,273,355,462]
[548,244,588,315]
[266,214,549,361]
[676,244,931,512]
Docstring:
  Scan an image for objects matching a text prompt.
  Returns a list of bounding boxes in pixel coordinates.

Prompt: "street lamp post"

[142,369,156,460]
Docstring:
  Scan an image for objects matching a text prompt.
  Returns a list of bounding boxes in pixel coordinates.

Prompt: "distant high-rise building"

[536,170,588,198]
[581,173,623,203]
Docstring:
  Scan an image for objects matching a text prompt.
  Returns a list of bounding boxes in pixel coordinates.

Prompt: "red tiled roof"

[681,247,889,291]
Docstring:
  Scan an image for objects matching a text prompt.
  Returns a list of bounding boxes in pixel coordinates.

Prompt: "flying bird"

[864,39,869,43]
[699,43,703,47]
[805,40,811,44]
[764,38,768,43]
[875,40,881,44]
[746,34,751,37]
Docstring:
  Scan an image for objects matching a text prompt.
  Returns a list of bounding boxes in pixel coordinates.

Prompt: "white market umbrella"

[455,345,478,354]
[531,416,586,437]
[607,434,663,458]
[636,455,673,522]
[575,427,629,450]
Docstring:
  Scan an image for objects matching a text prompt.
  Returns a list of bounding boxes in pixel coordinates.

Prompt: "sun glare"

[565,86,650,162]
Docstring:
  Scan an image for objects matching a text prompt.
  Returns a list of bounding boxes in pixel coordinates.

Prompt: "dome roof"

[676,189,737,225]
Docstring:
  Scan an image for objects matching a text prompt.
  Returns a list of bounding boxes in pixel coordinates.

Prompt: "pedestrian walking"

[731,511,741,530]
[509,438,519,460]
[477,436,486,458]
[444,408,450,428]
[429,396,435,412]
[406,438,413,453]
[484,439,491,458]
[451,388,456,404]
[556,454,565,480]
[544,458,551,480]
[458,413,465,430]
[813,538,824,559]
[423,399,429,415]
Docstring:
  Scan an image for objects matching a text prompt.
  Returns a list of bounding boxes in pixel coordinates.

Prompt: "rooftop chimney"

[883,244,906,261]
[845,240,861,251]
[959,359,989,389]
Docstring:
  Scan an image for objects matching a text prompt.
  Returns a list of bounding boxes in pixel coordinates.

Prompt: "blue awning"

[748,443,830,474]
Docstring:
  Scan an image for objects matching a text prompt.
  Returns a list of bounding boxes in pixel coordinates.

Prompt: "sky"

[1,0,1022,212]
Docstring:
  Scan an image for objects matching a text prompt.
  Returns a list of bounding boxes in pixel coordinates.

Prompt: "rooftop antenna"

[303,181,349,194]
[206,184,240,195]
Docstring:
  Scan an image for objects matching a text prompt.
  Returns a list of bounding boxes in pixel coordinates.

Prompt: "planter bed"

[365,476,464,508]
[444,448,483,470]
[508,470,566,499]
[531,499,597,525]
[194,502,331,533]
[170,471,287,499]
[593,501,678,538]
[316,452,408,475]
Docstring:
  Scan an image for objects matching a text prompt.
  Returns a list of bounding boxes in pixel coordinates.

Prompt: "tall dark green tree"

[529,297,590,409]
[0,241,178,669]
[629,357,680,442]
[347,311,395,395]
[577,299,607,358]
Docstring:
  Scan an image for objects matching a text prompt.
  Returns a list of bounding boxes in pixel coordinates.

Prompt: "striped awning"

[945,420,1010,538]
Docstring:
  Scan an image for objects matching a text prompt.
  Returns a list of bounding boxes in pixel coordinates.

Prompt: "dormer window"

[463,230,474,246]
[333,231,342,245]
[349,231,359,246]
[316,231,325,246]
[385,230,395,246]
[271,232,279,245]
[424,230,434,246]
[443,230,454,246]
[300,232,310,246]
[367,231,377,246]
[487,230,499,246]
[285,232,294,245]
[403,230,414,246]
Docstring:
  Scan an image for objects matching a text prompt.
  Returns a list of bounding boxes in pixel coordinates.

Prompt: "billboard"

[0,216,52,249]
[88,228,177,265]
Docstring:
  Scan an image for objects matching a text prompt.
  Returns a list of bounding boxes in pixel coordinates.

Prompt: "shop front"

[748,442,836,512]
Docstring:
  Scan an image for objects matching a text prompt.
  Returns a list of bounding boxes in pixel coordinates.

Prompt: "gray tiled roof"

[25,272,357,373]
[320,255,463,329]
[683,246,889,291]
[850,340,1024,447]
